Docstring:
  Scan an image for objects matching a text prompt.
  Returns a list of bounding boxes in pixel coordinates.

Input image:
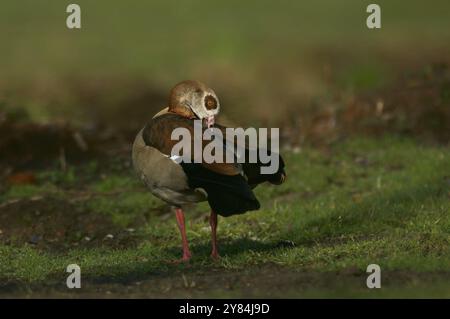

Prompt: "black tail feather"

[180,163,260,217]
[242,149,286,186]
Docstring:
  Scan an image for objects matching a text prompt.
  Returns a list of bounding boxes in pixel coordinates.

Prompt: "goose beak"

[205,115,215,128]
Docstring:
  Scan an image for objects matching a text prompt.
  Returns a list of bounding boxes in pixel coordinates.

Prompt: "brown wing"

[142,113,241,176]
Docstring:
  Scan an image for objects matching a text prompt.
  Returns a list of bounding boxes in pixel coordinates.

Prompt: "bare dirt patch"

[0,197,139,251]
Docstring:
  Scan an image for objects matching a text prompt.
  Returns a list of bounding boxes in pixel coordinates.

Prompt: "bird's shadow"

[68,238,287,286]
[167,237,283,259]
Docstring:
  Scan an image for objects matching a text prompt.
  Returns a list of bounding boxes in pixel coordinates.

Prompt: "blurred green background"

[1,0,449,129]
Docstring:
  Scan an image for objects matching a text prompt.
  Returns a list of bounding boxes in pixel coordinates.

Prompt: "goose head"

[168,80,220,128]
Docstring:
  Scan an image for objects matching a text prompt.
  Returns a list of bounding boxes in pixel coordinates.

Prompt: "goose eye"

[204,95,217,110]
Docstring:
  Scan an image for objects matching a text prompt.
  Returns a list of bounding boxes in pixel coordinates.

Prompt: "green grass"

[1,136,449,297]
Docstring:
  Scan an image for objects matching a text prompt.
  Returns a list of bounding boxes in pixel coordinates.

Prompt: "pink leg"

[175,208,192,262]
[210,211,220,259]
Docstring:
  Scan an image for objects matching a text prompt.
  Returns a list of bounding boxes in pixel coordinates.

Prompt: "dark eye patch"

[204,95,217,110]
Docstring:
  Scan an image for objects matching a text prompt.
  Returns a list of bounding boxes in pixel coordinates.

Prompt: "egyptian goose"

[132,80,286,261]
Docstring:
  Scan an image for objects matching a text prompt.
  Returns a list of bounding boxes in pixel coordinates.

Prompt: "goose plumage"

[132,80,286,261]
